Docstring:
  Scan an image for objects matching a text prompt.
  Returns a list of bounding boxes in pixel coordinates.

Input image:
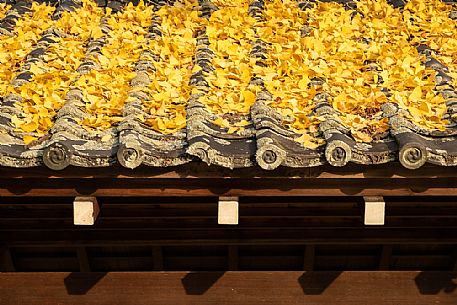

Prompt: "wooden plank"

[3,227,457,246]
[0,174,457,197]
[4,239,457,248]
[0,271,456,305]
[4,185,457,197]
[164,257,227,271]
[239,256,303,270]
[3,198,457,212]
[0,204,362,218]
[12,257,79,272]
[10,253,452,273]
[4,205,457,219]
[390,256,451,270]
[0,163,313,179]
[5,216,457,230]
[1,162,457,179]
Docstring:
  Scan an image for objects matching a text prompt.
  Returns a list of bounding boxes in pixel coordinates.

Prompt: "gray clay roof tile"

[0,0,457,170]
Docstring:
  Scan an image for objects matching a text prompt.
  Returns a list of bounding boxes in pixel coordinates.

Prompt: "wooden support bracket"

[363,196,385,225]
[0,246,15,272]
[379,245,393,270]
[76,247,91,272]
[152,246,164,271]
[304,244,315,271]
[218,196,239,225]
[228,245,239,271]
[73,196,99,226]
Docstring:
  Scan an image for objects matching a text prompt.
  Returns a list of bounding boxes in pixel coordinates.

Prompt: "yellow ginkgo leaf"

[295,133,320,149]
[409,87,423,103]
[21,121,38,133]
[175,113,187,128]
[298,78,308,90]
[23,135,38,145]
[241,90,256,106]
[227,126,239,133]
[213,117,230,128]
[29,63,43,75]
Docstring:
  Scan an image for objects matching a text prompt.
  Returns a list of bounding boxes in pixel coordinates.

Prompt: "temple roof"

[0,0,456,170]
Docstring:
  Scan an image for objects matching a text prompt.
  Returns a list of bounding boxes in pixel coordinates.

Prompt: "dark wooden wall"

[2,164,457,304]
[1,196,457,273]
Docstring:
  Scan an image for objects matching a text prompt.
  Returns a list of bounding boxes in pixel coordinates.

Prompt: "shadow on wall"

[415,272,457,295]
[298,271,342,295]
[181,271,225,295]
[59,270,457,297]
[298,271,457,296]
[64,272,107,295]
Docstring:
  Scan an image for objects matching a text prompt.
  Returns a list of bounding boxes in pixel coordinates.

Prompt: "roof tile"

[0,0,456,170]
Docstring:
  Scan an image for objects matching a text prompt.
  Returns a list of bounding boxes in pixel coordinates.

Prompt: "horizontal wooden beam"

[1,163,457,179]
[4,240,457,249]
[0,161,456,197]
[1,178,457,196]
[0,271,455,305]
[2,227,457,245]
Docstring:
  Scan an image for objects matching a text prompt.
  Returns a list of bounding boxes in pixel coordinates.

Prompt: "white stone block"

[363,196,385,225]
[218,197,239,225]
[74,196,99,225]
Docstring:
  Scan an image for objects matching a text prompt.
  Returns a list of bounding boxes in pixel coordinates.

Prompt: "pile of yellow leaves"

[255,0,324,149]
[404,0,457,69]
[76,2,154,132]
[133,0,202,134]
[197,0,258,130]
[0,2,55,99]
[9,0,105,144]
[249,0,452,145]
[3,0,456,145]
[402,0,456,128]
[295,0,447,142]
[301,1,389,142]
